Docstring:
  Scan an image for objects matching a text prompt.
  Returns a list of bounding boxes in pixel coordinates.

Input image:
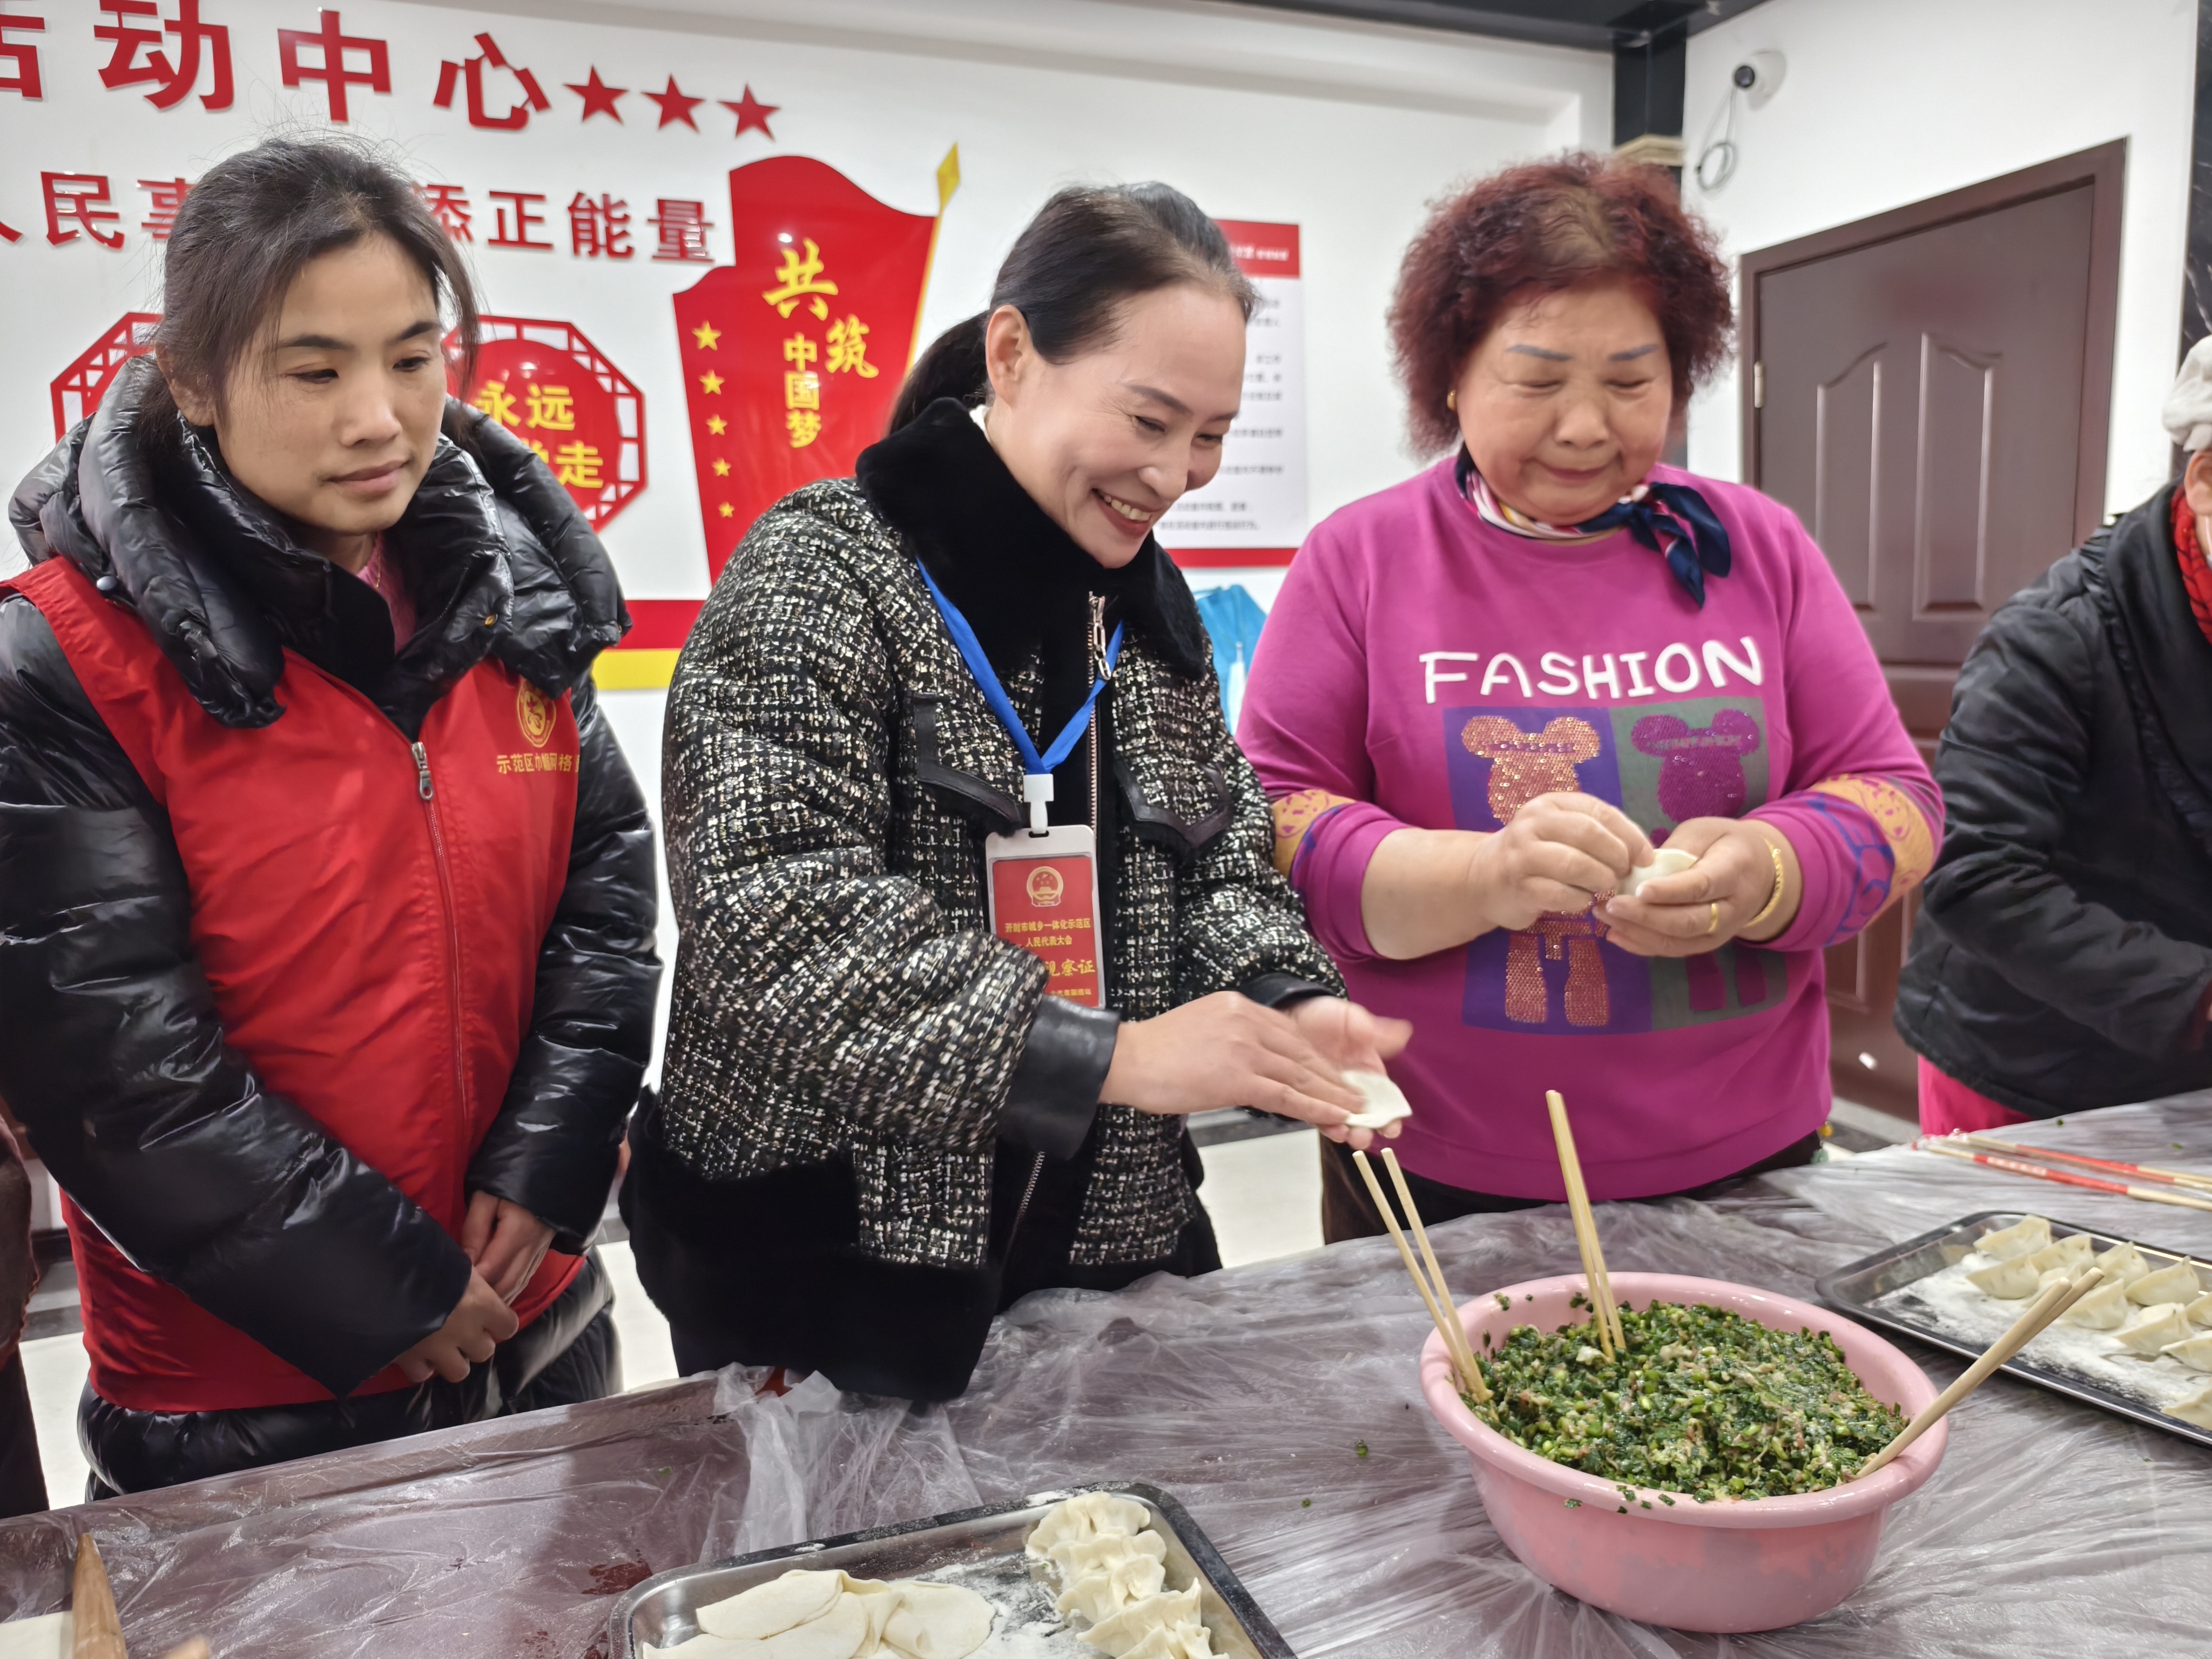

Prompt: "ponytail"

[885,181,1254,435]
[886,311,988,435]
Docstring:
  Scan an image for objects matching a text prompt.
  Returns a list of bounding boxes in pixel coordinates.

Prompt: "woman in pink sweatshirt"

[1240,156,1940,1239]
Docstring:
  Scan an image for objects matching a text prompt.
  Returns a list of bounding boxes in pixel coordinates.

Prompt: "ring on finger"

[1706,901,1720,935]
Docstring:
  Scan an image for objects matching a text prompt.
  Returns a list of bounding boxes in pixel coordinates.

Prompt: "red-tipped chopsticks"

[1919,1136,2212,1214]
[1953,1132,2212,1196]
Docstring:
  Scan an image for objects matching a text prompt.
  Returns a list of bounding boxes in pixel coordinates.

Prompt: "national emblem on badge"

[1026,865,1065,908]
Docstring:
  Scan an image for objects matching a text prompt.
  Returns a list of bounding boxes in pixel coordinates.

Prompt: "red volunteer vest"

[6,558,585,1412]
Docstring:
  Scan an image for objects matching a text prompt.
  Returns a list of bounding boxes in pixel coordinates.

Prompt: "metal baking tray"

[1816,1209,2212,1451]
[609,1480,1295,1658]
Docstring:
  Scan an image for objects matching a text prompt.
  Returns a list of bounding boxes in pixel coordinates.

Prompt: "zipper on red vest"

[413,739,473,1211]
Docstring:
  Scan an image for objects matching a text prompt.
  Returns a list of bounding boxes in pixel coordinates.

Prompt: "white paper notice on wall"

[1156,220,1306,561]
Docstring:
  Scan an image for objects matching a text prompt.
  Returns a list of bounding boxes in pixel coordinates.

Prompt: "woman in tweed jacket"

[625,184,1408,1400]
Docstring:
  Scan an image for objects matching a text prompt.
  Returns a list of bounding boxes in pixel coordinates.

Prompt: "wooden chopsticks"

[1547,1090,1624,1354]
[1857,1265,2107,1478]
[1953,1132,2212,1196]
[70,1533,213,1659]
[1353,1147,1489,1401]
[1919,1137,2212,1215]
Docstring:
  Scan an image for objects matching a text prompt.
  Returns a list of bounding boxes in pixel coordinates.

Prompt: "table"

[5,1101,2212,1657]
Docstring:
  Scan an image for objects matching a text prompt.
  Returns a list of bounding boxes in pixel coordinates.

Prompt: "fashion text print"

[1419,636,1764,704]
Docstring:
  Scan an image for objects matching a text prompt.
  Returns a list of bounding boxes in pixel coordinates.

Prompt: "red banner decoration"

[449,316,645,530]
[671,147,958,581]
[52,312,160,438]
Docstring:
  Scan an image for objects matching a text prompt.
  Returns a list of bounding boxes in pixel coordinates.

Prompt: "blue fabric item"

[915,561,1123,777]
[1579,480,1735,608]
[1192,584,1269,725]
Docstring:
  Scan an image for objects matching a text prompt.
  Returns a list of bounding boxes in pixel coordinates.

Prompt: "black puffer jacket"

[1897,485,2212,1115]
[0,362,659,1422]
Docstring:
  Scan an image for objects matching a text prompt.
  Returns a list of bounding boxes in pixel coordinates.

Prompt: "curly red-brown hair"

[1390,153,1732,455]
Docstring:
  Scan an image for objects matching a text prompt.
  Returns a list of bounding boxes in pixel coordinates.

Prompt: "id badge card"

[985,824,1105,1008]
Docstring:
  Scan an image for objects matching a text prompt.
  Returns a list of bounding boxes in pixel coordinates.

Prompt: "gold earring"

[1446,389,1457,410]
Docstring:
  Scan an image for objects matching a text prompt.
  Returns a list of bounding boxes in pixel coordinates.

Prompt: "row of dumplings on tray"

[1968,1215,2212,1427]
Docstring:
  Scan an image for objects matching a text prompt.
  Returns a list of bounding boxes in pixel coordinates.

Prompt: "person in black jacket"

[0,139,659,1495]
[1896,340,2212,1129]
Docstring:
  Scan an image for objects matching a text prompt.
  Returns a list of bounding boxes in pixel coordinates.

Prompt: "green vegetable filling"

[1462,1300,1906,1502]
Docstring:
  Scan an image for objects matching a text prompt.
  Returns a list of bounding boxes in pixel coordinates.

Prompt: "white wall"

[1680,0,2196,517]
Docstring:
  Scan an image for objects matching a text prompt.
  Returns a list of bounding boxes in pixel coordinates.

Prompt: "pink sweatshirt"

[1240,459,1940,1200]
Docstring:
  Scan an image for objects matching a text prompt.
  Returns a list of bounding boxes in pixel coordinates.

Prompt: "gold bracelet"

[1743,836,1788,933]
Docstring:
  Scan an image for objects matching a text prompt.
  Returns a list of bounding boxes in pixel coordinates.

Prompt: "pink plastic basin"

[1422,1273,1946,1634]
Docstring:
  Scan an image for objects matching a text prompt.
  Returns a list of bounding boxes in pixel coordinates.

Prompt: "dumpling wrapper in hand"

[1977,1215,2052,1262]
[2096,1242,2153,1286]
[698,1572,846,1641]
[2027,1235,2095,1275]
[1028,1493,1151,1555]
[2127,1262,2204,1307]
[1082,1586,1204,1658]
[2066,1280,2133,1330]
[879,1582,994,1659]
[1341,1070,1412,1131]
[2168,1378,2212,1429]
[1615,846,1696,896]
[2115,1304,2195,1355]
[1967,1257,2043,1299]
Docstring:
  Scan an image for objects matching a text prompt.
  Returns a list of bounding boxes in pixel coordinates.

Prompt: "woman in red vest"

[0,139,660,1496]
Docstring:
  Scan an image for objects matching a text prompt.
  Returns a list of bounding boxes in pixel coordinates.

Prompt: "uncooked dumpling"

[1342,1070,1413,1131]
[2168,1377,2212,1429]
[2116,1304,2195,1355]
[1967,1257,2043,1299]
[1977,1215,2052,1261]
[1113,1626,1215,1659]
[1083,1587,1205,1658]
[1027,1493,1152,1555]
[699,1572,846,1641]
[2187,1292,2212,1327]
[2096,1242,2153,1286]
[2066,1280,2133,1329]
[880,1582,995,1659]
[2162,1333,2212,1372]
[1050,1531,1168,1578]
[1055,1552,1168,1625]
[1615,846,1696,896]
[642,1635,769,1658]
[765,1594,870,1659]
[2027,1235,2095,1275]
[2128,1262,2204,1307]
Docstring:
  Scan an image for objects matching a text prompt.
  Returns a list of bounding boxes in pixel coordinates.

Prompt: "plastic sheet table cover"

[8,1100,2212,1657]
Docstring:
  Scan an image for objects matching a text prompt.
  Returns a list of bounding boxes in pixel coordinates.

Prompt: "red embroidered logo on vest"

[516,678,556,747]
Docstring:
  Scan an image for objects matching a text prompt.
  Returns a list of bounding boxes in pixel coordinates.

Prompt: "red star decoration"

[566,68,626,123]
[722,85,779,140]
[644,76,704,131]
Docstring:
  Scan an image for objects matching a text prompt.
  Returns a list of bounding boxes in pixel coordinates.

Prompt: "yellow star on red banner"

[713,458,731,475]
[699,370,724,394]
[718,503,734,517]
[706,415,727,435]
[692,322,721,349]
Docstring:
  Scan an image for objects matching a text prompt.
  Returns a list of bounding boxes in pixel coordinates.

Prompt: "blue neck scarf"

[1456,450,1732,608]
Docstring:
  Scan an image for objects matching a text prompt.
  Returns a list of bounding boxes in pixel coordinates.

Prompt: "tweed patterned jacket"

[657,468,1342,1275]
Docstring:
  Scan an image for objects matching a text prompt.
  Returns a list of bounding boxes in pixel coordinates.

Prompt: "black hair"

[887,181,1256,433]
[141,135,480,462]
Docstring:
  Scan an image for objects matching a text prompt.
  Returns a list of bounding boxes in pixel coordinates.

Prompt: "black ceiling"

[1221,0,1775,51]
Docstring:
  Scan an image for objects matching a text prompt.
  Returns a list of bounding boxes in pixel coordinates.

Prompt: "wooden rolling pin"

[70,1534,212,1659]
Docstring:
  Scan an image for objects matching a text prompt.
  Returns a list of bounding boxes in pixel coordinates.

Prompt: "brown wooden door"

[1742,144,2123,1116]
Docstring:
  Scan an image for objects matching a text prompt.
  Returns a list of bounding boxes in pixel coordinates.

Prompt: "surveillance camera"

[1732,50,1785,108]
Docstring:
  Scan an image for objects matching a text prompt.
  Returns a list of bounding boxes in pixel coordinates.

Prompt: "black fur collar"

[855,397,1208,680]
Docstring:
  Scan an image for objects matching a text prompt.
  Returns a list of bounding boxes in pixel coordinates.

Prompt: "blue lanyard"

[916,561,1124,834]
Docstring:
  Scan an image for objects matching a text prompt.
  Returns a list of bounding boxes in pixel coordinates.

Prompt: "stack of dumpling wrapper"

[1028,1493,1216,1659]
[1967,1216,2212,1429]
[640,1568,993,1659]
